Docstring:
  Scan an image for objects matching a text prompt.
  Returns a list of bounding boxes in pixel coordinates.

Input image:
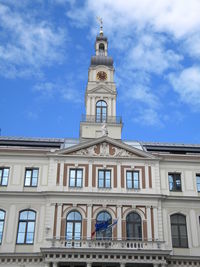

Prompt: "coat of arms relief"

[72,142,134,158]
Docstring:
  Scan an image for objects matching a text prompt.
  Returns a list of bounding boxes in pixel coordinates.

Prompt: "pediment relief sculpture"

[71,142,139,158]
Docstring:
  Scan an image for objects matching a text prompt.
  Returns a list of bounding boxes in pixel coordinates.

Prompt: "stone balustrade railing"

[47,239,166,250]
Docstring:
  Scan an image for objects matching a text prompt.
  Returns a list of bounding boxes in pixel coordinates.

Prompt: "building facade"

[0,28,200,267]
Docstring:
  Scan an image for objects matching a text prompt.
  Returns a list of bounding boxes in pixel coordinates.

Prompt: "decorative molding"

[71,142,137,158]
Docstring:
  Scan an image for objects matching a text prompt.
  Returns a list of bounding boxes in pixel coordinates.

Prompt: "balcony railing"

[81,115,122,124]
[48,239,166,250]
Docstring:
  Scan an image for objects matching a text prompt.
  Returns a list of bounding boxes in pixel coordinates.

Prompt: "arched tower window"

[170,214,188,248]
[66,211,82,240]
[0,210,5,244]
[99,43,105,56]
[17,210,36,244]
[96,211,112,240]
[126,212,142,240]
[96,100,107,123]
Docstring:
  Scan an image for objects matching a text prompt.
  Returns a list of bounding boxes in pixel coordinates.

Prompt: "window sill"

[68,187,83,191]
[126,188,141,191]
[0,186,8,190]
[23,187,37,192]
[98,187,112,190]
[15,244,34,253]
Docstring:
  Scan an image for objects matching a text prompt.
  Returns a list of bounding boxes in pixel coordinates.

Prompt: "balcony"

[81,115,122,124]
[47,239,166,251]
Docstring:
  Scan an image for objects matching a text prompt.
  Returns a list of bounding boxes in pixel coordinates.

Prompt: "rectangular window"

[0,168,9,186]
[196,174,200,192]
[126,171,139,189]
[98,170,111,188]
[69,169,83,187]
[168,173,182,191]
[24,168,39,187]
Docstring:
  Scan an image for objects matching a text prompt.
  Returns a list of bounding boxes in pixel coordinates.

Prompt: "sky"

[1,0,200,143]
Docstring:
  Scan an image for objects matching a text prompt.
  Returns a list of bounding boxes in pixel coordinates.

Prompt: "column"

[87,205,92,239]
[147,206,152,241]
[120,263,125,267]
[59,162,64,186]
[153,264,159,267]
[108,98,112,117]
[145,165,149,188]
[117,205,122,240]
[117,164,121,190]
[52,263,58,267]
[92,97,95,116]
[56,204,62,239]
[87,97,90,115]
[44,263,50,267]
[153,206,159,240]
[88,162,93,188]
[113,98,116,117]
[87,262,92,267]
[190,209,198,247]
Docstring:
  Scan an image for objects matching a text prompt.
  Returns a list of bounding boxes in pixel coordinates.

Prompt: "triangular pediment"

[56,136,156,159]
[89,85,116,95]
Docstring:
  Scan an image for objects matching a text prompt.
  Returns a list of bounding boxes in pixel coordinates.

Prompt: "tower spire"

[97,16,103,36]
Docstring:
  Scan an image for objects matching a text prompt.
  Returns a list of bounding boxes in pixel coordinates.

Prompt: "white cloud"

[126,34,182,75]
[67,0,200,38]
[133,108,162,127]
[0,3,67,78]
[169,67,200,108]
[123,84,159,109]
[183,34,200,58]
[33,81,82,104]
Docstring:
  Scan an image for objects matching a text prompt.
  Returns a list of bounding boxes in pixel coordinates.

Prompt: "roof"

[0,136,79,149]
[91,55,113,67]
[0,136,200,154]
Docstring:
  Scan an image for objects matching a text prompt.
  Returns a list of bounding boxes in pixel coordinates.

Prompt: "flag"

[91,218,118,237]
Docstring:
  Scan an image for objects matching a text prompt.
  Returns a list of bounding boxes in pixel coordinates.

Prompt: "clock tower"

[80,24,122,139]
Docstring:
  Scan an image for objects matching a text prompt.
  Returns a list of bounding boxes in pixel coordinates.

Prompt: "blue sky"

[1,0,200,143]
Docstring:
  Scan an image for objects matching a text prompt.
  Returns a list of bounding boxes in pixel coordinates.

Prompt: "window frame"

[168,173,182,192]
[24,168,39,187]
[16,209,36,245]
[0,167,10,186]
[170,213,188,248]
[69,168,83,188]
[66,210,82,241]
[96,100,107,123]
[126,212,142,240]
[96,211,112,240]
[196,174,200,192]
[99,43,105,56]
[126,170,140,189]
[0,209,5,245]
[98,169,111,188]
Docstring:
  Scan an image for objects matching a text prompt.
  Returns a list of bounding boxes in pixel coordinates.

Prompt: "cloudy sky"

[1,0,200,143]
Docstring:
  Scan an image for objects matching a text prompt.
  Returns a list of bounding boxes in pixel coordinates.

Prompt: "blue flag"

[91,218,118,237]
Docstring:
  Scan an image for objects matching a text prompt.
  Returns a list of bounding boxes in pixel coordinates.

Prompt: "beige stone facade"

[0,31,200,267]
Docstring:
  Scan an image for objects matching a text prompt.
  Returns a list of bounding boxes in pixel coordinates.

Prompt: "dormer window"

[99,43,105,56]
[96,100,107,123]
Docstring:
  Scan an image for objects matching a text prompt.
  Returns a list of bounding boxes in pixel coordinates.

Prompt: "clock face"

[96,71,107,81]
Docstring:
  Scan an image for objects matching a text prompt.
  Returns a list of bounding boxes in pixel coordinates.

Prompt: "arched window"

[170,214,188,248]
[96,211,112,240]
[66,211,82,240]
[96,100,107,123]
[126,212,142,240]
[17,210,36,244]
[99,43,105,56]
[0,210,5,244]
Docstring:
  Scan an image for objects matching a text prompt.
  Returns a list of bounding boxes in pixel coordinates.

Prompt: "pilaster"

[117,205,122,239]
